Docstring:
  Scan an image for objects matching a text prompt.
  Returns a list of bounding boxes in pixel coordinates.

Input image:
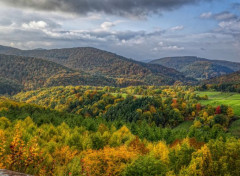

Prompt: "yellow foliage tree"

[186,145,213,176]
[82,146,138,176]
[150,105,157,114]
[182,103,187,109]
[109,126,134,147]
[191,111,196,117]
[53,146,78,166]
[227,107,234,119]
[150,141,169,163]
[0,129,6,169]
[193,120,202,128]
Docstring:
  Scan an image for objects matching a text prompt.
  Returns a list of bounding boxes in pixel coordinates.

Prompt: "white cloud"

[214,12,236,21]
[101,22,115,30]
[158,41,164,46]
[201,11,237,21]
[9,41,52,50]
[200,12,212,18]
[152,42,184,52]
[170,25,184,31]
[22,21,48,30]
[162,45,184,50]
[218,20,240,32]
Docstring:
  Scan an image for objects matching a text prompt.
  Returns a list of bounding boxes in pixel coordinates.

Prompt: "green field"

[196,91,240,116]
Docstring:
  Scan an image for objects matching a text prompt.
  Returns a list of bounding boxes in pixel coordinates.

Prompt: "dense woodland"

[0,77,23,95]
[0,86,239,175]
[0,54,118,93]
[0,46,195,89]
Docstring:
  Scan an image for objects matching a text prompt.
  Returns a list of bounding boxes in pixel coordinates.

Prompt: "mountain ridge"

[150,56,240,80]
[204,70,240,85]
[0,45,195,87]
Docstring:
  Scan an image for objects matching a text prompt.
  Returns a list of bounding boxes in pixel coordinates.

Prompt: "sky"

[0,0,240,62]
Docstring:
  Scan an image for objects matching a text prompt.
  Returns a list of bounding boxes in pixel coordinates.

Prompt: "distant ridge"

[0,45,195,88]
[150,56,240,80]
[204,70,240,85]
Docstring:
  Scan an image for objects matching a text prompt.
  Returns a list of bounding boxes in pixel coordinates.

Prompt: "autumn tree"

[81,146,138,176]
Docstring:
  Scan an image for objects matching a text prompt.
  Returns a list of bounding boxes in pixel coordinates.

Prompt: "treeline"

[199,83,240,93]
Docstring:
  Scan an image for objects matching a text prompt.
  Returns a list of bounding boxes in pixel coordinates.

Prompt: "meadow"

[196,91,240,116]
[197,91,240,137]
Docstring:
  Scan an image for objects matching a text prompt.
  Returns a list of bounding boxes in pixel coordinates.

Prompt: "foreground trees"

[0,85,239,175]
[0,115,240,176]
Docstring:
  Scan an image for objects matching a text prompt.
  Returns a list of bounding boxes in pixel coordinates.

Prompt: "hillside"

[0,45,195,86]
[204,70,240,85]
[0,54,115,92]
[0,45,21,53]
[182,61,233,79]
[150,56,240,80]
[0,77,23,95]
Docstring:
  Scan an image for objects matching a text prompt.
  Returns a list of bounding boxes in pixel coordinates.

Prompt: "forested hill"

[0,45,195,86]
[204,70,240,85]
[0,77,23,95]
[0,54,116,94]
[150,56,240,80]
[0,45,21,53]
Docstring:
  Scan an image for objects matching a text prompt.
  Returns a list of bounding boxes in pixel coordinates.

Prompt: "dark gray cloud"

[1,0,214,17]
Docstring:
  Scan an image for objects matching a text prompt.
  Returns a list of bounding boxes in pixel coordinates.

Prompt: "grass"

[196,91,240,116]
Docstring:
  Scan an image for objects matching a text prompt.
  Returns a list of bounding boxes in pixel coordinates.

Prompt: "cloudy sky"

[0,0,240,62]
